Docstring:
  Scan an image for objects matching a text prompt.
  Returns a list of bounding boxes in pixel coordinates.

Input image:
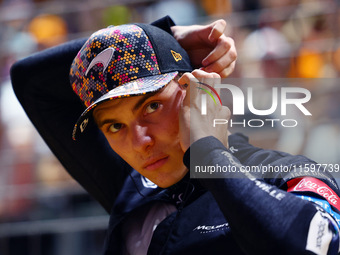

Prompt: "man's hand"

[178,70,231,152]
[172,20,237,78]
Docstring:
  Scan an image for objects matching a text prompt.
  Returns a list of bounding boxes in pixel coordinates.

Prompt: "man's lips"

[143,156,169,171]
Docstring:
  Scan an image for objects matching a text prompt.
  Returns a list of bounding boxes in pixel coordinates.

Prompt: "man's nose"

[130,123,154,152]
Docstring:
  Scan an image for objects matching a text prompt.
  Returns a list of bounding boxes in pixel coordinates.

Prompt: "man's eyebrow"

[96,117,118,129]
[132,90,159,112]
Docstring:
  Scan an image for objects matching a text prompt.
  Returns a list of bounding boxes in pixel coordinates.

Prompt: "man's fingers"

[178,70,219,86]
[218,61,236,78]
[202,37,237,77]
[178,71,221,103]
[178,72,197,86]
[191,70,221,95]
[208,19,227,43]
[191,69,220,79]
[202,36,236,67]
[203,52,237,77]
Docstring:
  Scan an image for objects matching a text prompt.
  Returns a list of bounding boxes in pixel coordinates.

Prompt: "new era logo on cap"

[171,50,182,62]
[70,23,192,140]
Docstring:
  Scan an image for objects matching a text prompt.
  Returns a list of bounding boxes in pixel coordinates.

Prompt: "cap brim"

[72,71,178,140]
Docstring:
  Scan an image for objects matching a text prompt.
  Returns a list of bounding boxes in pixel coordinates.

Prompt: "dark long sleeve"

[183,136,340,255]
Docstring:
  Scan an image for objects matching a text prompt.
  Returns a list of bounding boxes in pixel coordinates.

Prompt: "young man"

[10,16,236,213]
[11,17,340,254]
[68,21,340,255]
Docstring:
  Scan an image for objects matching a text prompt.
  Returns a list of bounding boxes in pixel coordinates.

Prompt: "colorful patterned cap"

[70,23,192,140]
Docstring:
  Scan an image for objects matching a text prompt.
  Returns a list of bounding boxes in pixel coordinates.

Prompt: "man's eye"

[145,102,159,114]
[109,123,123,133]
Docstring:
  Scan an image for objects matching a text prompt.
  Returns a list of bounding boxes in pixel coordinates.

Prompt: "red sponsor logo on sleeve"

[287,177,340,211]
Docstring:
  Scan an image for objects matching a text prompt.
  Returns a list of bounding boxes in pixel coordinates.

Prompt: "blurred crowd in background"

[1,0,340,254]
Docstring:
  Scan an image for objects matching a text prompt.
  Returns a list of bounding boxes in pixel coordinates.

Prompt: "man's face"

[93,80,188,188]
